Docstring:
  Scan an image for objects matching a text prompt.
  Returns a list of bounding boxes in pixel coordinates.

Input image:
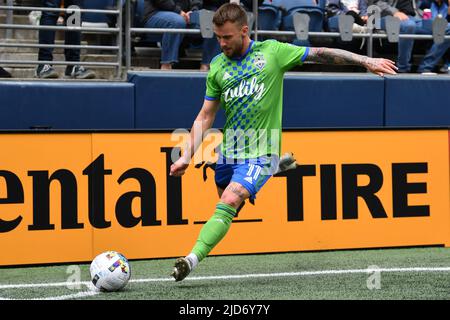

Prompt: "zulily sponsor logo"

[224,77,265,102]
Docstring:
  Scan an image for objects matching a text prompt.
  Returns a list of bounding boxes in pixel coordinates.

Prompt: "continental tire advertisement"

[0,130,449,266]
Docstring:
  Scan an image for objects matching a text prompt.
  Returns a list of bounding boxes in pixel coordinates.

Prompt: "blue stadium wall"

[0,72,449,129]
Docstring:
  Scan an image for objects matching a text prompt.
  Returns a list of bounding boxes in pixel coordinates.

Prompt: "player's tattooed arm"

[306,47,398,76]
[306,47,369,66]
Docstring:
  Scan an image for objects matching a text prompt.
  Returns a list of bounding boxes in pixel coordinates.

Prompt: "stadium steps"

[0,13,120,79]
[0,14,54,41]
[4,65,120,79]
[0,51,117,62]
[0,45,119,79]
[0,38,90,54]
[129,45,203,69]
[3,14,444,74]
[0,13,382,74]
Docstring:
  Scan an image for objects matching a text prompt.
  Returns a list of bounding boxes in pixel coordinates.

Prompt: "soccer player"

[169,2,397,281]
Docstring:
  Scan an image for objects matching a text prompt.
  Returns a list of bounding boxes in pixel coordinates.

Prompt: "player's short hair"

[212,3,248,27]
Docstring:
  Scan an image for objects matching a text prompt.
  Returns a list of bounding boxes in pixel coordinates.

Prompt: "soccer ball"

[89,251,131,292]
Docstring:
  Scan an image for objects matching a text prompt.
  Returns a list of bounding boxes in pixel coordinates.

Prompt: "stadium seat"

[258,0,283,31]
[280,0,319,12]
[279,0,325,32]
[82,0,116,24]
[317,0,327,10]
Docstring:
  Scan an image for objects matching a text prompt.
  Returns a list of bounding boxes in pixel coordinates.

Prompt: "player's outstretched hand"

[364,57,398,76]
[170,158,189,177]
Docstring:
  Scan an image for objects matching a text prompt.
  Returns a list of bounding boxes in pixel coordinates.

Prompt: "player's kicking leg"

[171,186,226,281]
[171,182,249,282]
[171,154,295,282]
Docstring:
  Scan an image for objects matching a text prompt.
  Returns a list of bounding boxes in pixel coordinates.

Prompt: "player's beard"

[223,36,244,58]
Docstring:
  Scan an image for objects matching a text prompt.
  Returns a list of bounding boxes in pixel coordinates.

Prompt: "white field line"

[0,283,101,300]
[0,291,100,300]
[0,280,92,290]
[0,266,449,292]
[132,266,450,283]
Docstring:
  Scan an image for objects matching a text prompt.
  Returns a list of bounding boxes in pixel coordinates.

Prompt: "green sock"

[191,202,236,262]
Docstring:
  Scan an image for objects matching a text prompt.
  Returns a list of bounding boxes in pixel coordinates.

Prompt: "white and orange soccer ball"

[90,251,131,292]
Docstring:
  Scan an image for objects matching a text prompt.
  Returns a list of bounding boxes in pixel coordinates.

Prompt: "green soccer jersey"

[205,40,309,159]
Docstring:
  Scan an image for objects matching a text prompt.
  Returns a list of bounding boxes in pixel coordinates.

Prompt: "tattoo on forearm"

[307,47,368,67]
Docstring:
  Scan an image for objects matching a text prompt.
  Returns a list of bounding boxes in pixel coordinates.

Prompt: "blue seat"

[279,0,325,32]
[82,0,116,24]
[280,0,319,11]
[317,0,327,10]
[258,0,283,31]
[282,7,324,31]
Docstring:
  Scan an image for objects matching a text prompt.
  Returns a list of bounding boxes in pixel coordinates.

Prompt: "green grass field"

[0,247,449,300]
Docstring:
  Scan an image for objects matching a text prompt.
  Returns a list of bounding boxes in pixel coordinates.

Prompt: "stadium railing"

[1,0,449,78]
[0,0,123,79]
[124,0,450,68]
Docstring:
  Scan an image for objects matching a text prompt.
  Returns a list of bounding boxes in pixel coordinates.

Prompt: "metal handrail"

[129,27,450,40]
[2,0,449,79]
[117,0,123,80]
[0,0,124,79]
[125,0,450,68]
[0,23,120,33]
[0,5,120,15]
[252,0,258,41]
[0,60,118,66]
[256,30,450,40]
[131,28,201,35]
[126,26,450,72]
[0,42,120,51]
[4,0,12,38]
[125,0,131,70]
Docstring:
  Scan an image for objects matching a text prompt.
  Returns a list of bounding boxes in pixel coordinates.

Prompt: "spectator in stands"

[143,0,194,70]
[439,0,449,73]
[440,50,449,73]
[442,1,449,72]
[187,0,263,71]
[0,67,12,78]
[419,0,450,73]
[326,0,369,32]
[369,0,450,73]
[142,0,262,70]
[36,0,96,79]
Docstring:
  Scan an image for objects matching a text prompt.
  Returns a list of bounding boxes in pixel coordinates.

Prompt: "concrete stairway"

[0,13,122,79]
